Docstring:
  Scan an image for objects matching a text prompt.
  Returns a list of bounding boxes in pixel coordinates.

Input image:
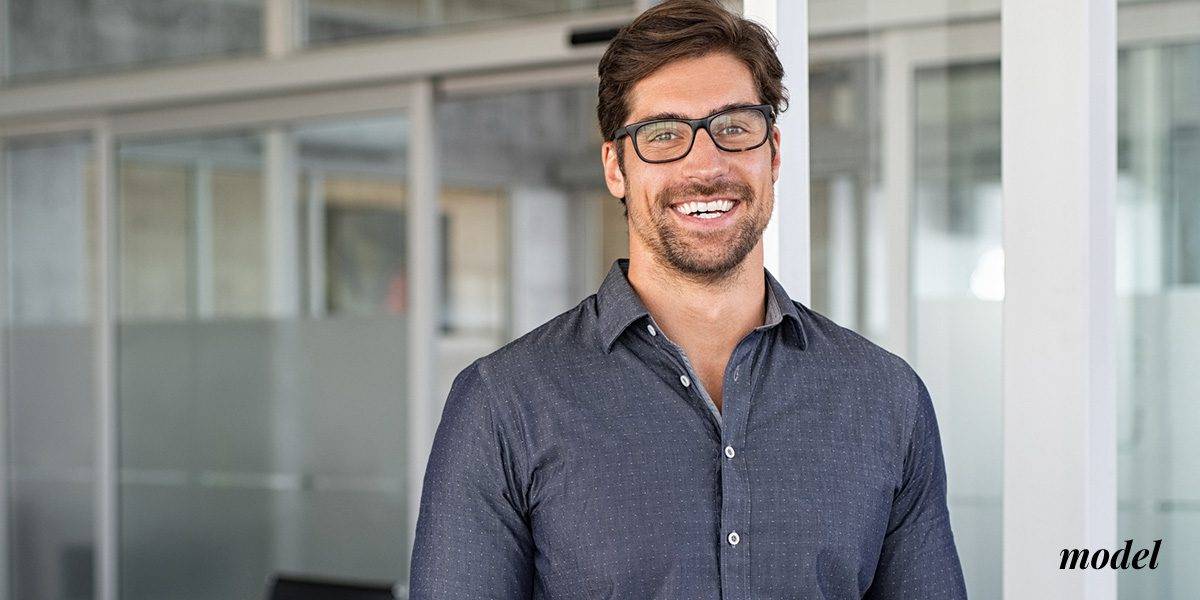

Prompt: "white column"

[406,79,440,552]
[190,160,214,318]
[94,123,118,600]
[264,129,300,318]
[509,185,573,337]
[743,0,811,305]
[263,124,302,575]
[423,0,444,27]
[570,192,604,302]
[0,0,9,80]
[306,171,327,318]
[880,30,914,359]
[264,4,305,566]
[1002,0,1117,598]
[265,0,302,58]
[0,136,10,600]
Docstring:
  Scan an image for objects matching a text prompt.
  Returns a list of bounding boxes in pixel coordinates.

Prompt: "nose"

[679,126,728,179]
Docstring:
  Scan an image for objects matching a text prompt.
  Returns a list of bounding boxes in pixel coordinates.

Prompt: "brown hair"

[598,0,787,159]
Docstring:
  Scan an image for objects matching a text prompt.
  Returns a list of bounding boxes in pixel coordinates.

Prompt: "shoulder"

[792,301,929,430]
[444,295,602,447]
[449,294,604,415]
[792,302,938,472]
[794,300,921,389]
[471,294,603,380]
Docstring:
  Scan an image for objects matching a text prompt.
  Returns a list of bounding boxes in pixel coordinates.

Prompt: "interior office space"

[0,0,1197,598]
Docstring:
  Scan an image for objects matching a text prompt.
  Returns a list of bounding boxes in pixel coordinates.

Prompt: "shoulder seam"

[472,358,534,511]
[897,367,925,492]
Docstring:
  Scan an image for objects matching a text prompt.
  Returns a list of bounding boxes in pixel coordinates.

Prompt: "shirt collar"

[596,258,808,353]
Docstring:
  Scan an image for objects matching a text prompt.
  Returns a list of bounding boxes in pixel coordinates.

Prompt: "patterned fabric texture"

[410,258,967,599]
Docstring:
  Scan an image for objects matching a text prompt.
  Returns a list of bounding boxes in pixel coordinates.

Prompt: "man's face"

[602,51,781,282]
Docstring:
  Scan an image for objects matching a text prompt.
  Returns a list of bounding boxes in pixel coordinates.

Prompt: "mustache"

[657,179,753,208]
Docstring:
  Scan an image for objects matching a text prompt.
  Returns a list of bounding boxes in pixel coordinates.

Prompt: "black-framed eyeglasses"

[612,104,775,164]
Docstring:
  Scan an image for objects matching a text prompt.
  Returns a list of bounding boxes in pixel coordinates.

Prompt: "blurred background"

[0,0,1196,598]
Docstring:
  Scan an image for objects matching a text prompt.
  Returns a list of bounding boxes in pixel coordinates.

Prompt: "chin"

[665,247,750,278]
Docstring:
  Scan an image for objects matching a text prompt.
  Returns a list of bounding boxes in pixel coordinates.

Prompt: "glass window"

[118,133,264,320]
[2,134,98,599]
[304,0,631,47]
[809,4,1002,597]
[1116,5,1200,596]
[807,58,884,341]
[115,116,412,599]
[912,60,1002,598]
[3,0,262,83]
[435,83,618,399]
[294,117,413,318]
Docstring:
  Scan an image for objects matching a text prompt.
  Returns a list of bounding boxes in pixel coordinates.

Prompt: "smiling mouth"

[670,198,739,219]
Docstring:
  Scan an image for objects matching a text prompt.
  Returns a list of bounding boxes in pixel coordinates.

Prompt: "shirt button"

[680,374,691,387]
[724,445,736,459]
[727,531,740,546]
[647,324,657,336]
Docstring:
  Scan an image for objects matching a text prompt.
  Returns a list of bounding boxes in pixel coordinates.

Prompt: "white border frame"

[2,1,1198,598]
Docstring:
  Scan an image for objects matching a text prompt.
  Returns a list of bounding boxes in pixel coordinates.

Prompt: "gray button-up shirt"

[410,258,967,599]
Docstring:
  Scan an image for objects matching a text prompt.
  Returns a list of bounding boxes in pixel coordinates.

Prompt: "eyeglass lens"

[634,108,768,162]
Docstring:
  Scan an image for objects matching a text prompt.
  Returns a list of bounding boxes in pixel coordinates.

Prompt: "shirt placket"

[717,331,760,600]
[642,318,723,435]
[644,316,762,600]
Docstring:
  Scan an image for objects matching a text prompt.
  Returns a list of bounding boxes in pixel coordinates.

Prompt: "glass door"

[114,113,413,599]
[1,132,100,600]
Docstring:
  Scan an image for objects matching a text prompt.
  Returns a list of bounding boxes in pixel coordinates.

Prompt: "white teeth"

[673,199,735,216]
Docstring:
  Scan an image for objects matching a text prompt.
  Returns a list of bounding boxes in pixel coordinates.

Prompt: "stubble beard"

[630,178,773,285]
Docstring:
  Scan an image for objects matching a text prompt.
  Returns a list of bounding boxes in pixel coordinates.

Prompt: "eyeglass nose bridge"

[657,120,720,166]
[687,119,724,155]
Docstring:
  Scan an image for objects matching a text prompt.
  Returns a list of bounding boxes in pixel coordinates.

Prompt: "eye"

[649,131,680,142]
[718,125,747,135]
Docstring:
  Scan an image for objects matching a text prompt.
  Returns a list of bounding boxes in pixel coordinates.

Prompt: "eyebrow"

[631,101,759,124]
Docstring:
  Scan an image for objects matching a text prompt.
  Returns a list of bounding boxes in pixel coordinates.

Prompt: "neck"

[626,242,767,353]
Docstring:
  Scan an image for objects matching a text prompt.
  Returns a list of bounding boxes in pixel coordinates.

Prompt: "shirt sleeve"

[864,375,968,599]
[409,362,535,599]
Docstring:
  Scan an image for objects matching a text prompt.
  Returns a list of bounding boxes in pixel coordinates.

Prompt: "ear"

[770,124,782,183]
[602,140,627,200]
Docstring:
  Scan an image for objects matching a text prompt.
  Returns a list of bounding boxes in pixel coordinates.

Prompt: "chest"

[523,372,899,598]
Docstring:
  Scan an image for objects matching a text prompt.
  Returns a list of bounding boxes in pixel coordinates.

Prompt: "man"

[409,1,967,598]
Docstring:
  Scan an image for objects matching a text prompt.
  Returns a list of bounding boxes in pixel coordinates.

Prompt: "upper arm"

[409,362,534,599]
[864,375,967,599]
